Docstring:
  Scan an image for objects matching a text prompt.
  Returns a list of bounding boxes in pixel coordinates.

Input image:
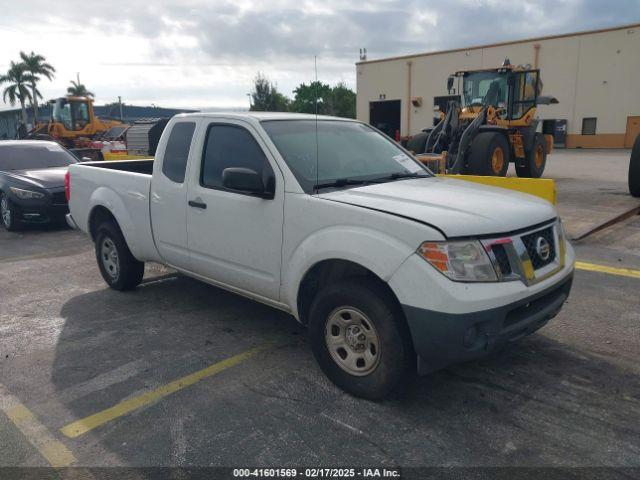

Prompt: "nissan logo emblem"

[535,237,551,261]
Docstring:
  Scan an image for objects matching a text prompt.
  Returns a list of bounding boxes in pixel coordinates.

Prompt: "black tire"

[466,132,510,176]
[308,278,414,400]
[94,221,144,290]
[629,135,640,197]
[0,192,23,232]
[516,133,547,178]
[406,131,429,154]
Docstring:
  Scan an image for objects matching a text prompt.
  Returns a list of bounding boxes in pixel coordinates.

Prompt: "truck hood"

[318,177,557,237]
[6,167,68,189]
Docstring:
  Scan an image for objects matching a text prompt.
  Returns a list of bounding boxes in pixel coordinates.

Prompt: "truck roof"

[0,140,61,148]
[172,111,357,122]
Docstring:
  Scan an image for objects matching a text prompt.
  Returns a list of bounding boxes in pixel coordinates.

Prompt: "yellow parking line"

[61,345,268,439]
[0,383,76,467]
[575,261,640,279]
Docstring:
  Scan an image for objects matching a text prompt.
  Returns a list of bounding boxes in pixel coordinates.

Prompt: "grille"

[521,226,556,270]
[51,191,67,205]
[492,244,512,276]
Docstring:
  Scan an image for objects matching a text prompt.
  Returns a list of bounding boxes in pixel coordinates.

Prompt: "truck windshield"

[462,71,507,107]
[0,143,77,171]
[261,120,430,193]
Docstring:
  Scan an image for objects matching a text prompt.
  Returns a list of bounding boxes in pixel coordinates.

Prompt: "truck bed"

[82,159,154,174]
[68,159,160,263]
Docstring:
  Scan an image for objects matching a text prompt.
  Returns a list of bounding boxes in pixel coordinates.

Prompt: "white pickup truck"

[67,112,574,399]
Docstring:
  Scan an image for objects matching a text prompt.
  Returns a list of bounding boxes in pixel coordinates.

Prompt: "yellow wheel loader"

[407,59,557,177]
[29,96,124,145]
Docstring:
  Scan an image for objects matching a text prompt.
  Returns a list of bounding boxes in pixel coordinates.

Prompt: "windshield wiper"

[314,178,367,190]
[368,172,429,183]
[314,172,428,190]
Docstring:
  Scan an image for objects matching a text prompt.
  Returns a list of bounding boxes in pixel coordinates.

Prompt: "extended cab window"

[162,122,196,183]
[201,124,273,190]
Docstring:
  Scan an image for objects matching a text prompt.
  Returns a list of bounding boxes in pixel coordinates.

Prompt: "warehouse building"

[356,23,640,148]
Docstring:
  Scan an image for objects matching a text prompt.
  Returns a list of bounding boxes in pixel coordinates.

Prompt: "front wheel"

[466,132,510,176]
[308,279,414,400]
[1,193,22,232]
[95,221,145,290]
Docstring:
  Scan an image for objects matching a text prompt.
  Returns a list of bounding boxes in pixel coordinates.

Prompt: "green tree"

[250,73,289,112]
[329,82,356,119]
[0,61,32,124]
[290,81,332,115]
[67,79,94,98]
[20,51,55,122]
[290,81,356,118]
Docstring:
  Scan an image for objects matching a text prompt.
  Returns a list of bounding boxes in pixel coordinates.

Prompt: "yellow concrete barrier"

[439,175,557,205]
[103,153,152,161]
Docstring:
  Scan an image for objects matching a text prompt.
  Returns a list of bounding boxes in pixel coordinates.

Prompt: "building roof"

[357,22,640,65]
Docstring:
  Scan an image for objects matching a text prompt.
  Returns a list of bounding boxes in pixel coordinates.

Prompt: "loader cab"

[51,97,94,132]
[452,67,541,121]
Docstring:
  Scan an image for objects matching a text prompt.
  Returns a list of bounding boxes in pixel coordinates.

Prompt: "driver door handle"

[188,200,207,209]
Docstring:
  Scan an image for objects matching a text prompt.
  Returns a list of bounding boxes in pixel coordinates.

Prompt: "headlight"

[9,187,45,200]
[417,240,498,282]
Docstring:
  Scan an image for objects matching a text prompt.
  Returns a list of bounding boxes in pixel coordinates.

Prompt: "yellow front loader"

[407,59,557,178]
[30,96,124,148]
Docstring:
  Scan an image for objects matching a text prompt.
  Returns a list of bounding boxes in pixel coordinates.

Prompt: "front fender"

[282,225,423,319]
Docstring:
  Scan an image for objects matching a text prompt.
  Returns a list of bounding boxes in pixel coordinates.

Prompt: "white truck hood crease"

[318,177,557,238]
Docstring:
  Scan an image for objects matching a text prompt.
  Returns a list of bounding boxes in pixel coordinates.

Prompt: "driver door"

[186,120,284,300]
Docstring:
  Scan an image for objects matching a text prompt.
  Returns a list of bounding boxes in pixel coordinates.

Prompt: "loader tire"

[467,132,510,176]
[406,131,429,154]
[629,135,640,197]
[516,133,547,178]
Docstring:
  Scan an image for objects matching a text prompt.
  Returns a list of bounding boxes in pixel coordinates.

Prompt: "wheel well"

[296,259,402,325]
[88,206,118,241]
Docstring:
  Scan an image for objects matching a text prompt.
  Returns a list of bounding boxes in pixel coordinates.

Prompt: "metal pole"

[118,96,123,121]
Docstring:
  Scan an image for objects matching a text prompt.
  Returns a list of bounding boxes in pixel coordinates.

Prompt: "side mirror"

[222,167,274,198]
[81,156,92,162]
[446,76,454,94]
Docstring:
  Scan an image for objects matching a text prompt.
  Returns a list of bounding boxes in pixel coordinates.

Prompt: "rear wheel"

[0,193,22,232]
[516,133,547,178]
[308,278,414,400]
[629,135,640,197]
[466,132,510,176]
[95,221,144,290]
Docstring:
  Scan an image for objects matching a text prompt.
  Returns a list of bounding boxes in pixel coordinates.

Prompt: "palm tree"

[67,79,94,98]
[0,61,32,124]
[20,51,55,123]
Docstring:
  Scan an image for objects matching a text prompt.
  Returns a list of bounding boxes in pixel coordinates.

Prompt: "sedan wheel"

[1,194,21,231]
[1,195,10,227]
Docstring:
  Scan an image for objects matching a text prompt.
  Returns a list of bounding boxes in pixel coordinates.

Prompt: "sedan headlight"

[9,187,45,200]
[417,240,498,282]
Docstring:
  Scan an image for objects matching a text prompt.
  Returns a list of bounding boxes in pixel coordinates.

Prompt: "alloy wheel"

[1,196,11,228]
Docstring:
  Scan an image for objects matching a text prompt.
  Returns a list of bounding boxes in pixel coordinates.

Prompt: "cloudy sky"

[1,0,639,109]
